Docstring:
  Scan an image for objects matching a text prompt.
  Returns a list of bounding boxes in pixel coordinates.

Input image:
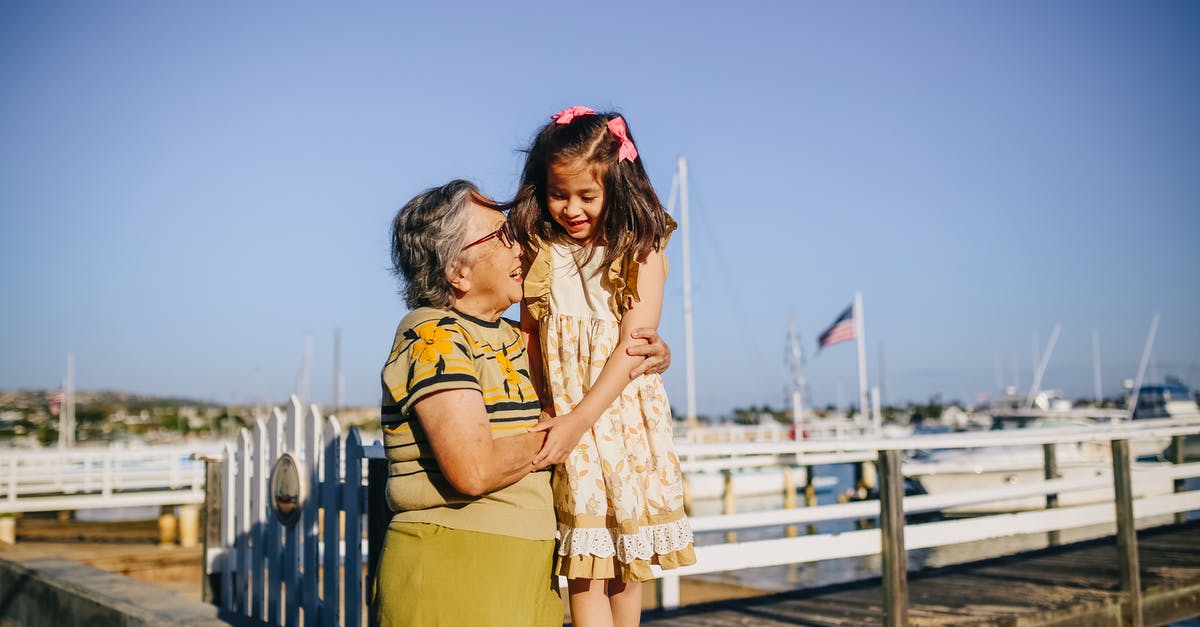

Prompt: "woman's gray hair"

[390,179,490,309]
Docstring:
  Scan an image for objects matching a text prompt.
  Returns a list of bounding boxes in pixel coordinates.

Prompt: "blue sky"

[2,2,1198,418]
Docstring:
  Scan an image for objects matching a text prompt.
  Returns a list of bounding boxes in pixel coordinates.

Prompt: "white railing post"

[657,573,680,610]
[6,455,15,504]
[303,404,322,626]
[171,451,182,489]
[250,420,267,621]
[267,407,284,625]
[284,396,303,627]
[221,442,235,613]
[236,429,252,615]
[102,453,113,497]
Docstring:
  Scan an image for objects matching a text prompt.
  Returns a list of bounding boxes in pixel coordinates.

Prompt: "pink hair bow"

[551,105,595,124]
[606,116,638,162]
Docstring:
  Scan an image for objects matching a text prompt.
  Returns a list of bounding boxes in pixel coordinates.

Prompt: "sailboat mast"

[1125,313,1160,421]
[1025,323,1061,409]
[679,156,697,428]
[1092,328,1103,404]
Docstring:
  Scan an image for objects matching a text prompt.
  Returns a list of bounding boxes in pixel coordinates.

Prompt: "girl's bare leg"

[568,578,614,627]
[607,579,642,627]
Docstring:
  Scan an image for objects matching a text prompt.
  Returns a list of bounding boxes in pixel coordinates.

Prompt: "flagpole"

[788,313,805,439]
[679,156,697,429]
[854,292,868,426]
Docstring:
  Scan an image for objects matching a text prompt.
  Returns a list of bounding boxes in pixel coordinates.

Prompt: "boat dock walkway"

[641,521,1200,626]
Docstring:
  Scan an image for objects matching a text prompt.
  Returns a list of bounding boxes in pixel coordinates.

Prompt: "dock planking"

[641,521,1200,626]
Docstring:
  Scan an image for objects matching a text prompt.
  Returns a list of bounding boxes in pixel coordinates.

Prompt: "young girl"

[509,105,696,626]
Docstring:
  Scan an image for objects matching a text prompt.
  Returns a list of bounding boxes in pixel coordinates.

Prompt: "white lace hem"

[557,518,694,562]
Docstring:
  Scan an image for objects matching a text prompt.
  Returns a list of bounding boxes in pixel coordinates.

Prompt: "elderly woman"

[373,180,671,627]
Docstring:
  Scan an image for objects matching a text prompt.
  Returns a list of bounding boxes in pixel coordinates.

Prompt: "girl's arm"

[519,300,554,418]
[531,249,667,467]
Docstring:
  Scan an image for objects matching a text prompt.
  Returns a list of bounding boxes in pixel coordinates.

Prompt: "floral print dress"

[525,241,695,582]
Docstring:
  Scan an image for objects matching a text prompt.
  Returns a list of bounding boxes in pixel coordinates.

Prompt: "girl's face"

[546,159,605,243]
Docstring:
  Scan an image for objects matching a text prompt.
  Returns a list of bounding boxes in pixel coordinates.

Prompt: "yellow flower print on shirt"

[494,351,521,390]
[411,321,455,363]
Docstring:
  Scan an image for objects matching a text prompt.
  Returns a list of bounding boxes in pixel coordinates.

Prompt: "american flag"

[818,305,856,349]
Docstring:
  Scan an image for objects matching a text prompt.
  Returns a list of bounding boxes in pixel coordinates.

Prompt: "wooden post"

[158,505,178,546]
[1171,435,1186,525]
[0,514,15,545]
[878,449,908,627]
[1043,443,1060,546]
[202,457,223,605]
[178,504,200,548]
[722,469,736,543]
[782,466,797,538]
[804,464,819,535]
[1111,439,1143,627]
[804,465,817,507]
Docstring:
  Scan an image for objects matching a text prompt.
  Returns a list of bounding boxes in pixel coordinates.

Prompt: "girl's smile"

[546,159,606,242]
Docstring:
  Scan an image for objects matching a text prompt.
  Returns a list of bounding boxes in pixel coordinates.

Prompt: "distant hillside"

[0,389,215,410]
[0,388,381,446]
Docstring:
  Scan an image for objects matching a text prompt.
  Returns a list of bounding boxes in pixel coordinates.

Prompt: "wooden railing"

[657,417,1200,627]
[202,401,1200,627]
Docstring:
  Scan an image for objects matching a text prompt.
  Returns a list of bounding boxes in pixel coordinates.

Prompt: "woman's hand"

[626,327,671,379]
[529,412,591,468]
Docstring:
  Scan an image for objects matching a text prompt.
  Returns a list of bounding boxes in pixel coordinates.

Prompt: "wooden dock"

[641,521,1200,626]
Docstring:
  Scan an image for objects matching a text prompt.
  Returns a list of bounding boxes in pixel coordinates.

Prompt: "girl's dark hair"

[506,109,670,268]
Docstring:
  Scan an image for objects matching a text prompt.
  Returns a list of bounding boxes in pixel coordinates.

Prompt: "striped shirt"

[379,307,554,541]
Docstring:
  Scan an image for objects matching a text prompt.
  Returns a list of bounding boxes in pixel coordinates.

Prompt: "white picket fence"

[214,397,381,627]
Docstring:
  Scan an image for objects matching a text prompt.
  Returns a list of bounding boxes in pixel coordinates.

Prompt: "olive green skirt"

[371,521,562,627]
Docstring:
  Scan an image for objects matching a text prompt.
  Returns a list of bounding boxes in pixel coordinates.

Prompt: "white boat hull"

[683,468,839,500]
[906,458,1174,515]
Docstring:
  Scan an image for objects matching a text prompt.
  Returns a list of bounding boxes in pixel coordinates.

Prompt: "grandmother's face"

[458,202,524,310]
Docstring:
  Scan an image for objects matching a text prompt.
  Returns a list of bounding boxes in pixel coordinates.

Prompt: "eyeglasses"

[462,221,515,251]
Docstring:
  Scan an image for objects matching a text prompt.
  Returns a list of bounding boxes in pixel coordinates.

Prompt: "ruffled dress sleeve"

[521,242,554,321]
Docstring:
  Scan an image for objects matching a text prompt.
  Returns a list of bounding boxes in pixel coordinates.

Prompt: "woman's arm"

[414,389,548,496]
[522,298,669,410]
[627,328,671,378]
[531,249,667,467]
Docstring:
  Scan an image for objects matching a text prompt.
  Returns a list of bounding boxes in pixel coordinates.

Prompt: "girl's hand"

[529,412,590,467]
